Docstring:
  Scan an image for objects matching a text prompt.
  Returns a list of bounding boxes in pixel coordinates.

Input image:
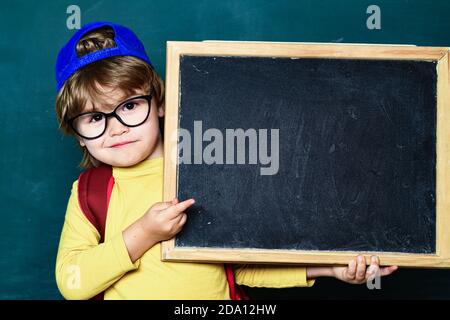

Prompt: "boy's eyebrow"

[84,101,116,113]
[83,94,138,113]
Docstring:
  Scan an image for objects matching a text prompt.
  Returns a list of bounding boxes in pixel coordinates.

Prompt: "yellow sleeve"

[55,180,140,300]
[234,264,315,288]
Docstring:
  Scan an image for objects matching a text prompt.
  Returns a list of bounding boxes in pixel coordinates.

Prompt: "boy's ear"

[78,138,86,147]
[157,104,165,117]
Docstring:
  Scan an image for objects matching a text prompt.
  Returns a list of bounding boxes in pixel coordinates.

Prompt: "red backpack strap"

[77,165,114,243]
[77,164,114,300]
[225,264,250,300]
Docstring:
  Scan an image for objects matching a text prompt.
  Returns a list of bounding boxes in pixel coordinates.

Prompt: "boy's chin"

[100,154,144,168]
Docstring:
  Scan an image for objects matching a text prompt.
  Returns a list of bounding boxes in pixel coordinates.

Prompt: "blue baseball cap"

[55,21,153,92]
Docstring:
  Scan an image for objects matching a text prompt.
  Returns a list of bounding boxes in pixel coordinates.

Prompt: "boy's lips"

[110,140,136,148]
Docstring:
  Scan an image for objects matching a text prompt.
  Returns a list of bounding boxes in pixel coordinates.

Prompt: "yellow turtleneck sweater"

[55,157,314,300]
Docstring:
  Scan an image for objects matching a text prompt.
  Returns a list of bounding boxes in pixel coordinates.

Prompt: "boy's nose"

[108,116,129,137]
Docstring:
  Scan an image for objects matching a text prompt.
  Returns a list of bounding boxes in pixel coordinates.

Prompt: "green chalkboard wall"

[1,0,449,299]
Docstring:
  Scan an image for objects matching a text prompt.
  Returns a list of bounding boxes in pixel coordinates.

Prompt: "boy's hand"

[122,197,195,263]
[142,197,195,243]
[333,255,398,284]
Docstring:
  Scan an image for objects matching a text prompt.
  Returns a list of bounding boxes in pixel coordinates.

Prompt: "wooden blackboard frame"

[162,41,450,268]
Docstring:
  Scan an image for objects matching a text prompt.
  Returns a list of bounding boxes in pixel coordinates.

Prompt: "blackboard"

[162,41,450,267]
[177,56,437,252]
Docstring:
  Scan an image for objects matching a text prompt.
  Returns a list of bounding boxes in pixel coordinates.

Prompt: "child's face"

[78,84,164,167]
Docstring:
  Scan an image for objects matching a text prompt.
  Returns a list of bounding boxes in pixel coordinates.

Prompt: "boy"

[54,21,397,299]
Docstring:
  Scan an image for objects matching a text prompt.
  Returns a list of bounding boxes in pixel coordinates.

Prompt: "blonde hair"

[55,26,164,169]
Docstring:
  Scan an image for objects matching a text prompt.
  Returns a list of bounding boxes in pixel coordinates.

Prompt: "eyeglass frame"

[64,94,153,140]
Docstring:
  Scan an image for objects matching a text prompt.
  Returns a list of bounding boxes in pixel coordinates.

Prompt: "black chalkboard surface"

[162,42,450,267]
[176,55,437,253]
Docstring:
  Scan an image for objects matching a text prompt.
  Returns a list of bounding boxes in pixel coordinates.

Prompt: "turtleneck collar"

[112,156,163,179]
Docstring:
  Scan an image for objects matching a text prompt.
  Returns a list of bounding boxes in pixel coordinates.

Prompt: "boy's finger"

[177,213,187,227]
[172,214,187,234]
[152,201,173,211]
[371,255,380,265]
[368,256,380,268]
[366,264,379,281]
[380,266,398,277]
[171,210,187,223]
[156,198,180,211]
[164,199,195,218]
[366,257,380,280]
[345,258,357,279]
[355,256,366,281]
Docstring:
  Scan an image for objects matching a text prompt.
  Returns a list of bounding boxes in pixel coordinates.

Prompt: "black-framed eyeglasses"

[65,94,152,140]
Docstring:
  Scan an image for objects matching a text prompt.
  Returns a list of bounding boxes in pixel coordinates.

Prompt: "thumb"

[172,198,179,205]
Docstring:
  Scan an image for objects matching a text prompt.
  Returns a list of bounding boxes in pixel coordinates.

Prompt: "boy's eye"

[88,113,104,123]
[122,102,136,111]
